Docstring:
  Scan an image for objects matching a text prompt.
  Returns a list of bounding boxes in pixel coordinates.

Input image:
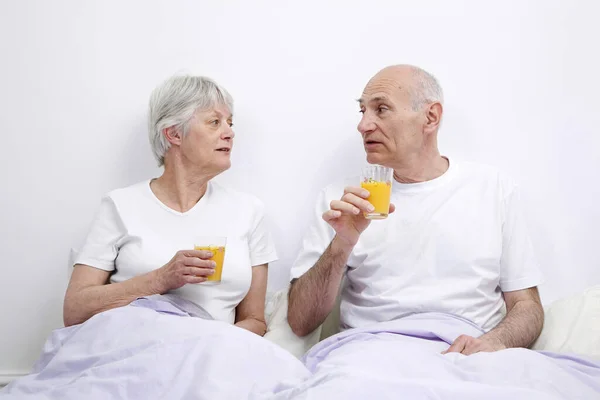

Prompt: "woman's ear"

[163,126,183,146]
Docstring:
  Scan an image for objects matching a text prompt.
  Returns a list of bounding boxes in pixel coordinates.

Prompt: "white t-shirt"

[290,159,543,332]
[73,180,278,324]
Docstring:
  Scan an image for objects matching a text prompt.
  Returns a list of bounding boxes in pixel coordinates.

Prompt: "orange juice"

[361,180,392,219]
[194,245,226,282]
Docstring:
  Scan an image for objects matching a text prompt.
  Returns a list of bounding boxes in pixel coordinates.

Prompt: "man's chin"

[365,152,384,165]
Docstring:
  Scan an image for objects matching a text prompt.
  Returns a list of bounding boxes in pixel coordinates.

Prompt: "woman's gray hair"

[148,75,234,166]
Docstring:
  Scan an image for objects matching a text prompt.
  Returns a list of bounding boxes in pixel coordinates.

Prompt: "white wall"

[1,0,599,379]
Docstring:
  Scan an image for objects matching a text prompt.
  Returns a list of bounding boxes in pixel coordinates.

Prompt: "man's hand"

[323,186,395,248]
[442,334,506,356]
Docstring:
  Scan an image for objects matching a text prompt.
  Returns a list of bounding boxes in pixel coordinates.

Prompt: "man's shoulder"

[455,160,518,192]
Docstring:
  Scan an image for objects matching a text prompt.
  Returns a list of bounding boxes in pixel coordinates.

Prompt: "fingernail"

[363,190,370,197]
[211,261,217,268]
[354,208,360,215]
[368,204,375,212]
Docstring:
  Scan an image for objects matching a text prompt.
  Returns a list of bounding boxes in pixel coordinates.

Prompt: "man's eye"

[211,120,220,125]
[359,109,365,114]
[377,106,388,113]
[228,122,234,127]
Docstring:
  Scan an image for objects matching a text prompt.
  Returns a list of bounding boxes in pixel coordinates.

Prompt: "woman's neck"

[151,161,211,213]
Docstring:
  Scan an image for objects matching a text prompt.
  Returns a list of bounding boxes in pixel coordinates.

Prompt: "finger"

[184,257,216,268]
[330,200,362,215]
[184,275,207,284]
[389,203,396,214]
[341,193,375,212]
[344,186,370,199]
[185,266,215,277]
[461,340,482,356]
[181,249,214,259]
[322,209,342,222]
[442,336,468,354]
[461,343,481,356]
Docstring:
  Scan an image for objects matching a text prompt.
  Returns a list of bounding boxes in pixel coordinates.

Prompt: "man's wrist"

[480,333,507,349]
[331,234,356,254]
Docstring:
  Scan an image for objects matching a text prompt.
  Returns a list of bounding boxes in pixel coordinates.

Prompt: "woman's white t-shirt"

[73,180,278,324]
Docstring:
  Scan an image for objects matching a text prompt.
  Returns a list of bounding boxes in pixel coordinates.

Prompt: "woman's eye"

[228,122,234,127]
[211,120,220,125]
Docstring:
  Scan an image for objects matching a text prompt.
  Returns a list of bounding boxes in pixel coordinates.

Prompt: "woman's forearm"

[63,270,163,327]
[235,317,267,336]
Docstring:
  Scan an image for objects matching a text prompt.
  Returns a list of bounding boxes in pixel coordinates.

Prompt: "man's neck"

[392,152,449,184]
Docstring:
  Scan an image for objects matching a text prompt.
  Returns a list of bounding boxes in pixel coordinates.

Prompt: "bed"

[1,285,598,399]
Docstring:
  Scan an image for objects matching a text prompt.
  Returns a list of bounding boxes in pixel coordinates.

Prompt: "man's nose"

[357,114,376,135]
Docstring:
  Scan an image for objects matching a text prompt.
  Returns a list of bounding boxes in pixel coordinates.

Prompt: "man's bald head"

[358,65,444,168]
[367,65,443,111]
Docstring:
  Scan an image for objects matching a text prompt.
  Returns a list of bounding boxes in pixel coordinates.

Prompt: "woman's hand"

[154,249,216,292]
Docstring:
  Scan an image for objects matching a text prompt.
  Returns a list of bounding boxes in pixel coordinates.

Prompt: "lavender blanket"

[273,313,600,399]
[2,298,599,399]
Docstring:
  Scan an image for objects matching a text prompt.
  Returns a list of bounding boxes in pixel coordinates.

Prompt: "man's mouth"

[364,140,382,148]
[216,148,231,152]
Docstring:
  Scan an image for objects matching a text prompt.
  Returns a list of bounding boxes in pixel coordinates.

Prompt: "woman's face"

[179,103,234,176]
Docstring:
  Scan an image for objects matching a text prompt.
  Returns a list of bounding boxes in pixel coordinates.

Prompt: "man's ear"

[164,126,183,146]
[424,102,443,133]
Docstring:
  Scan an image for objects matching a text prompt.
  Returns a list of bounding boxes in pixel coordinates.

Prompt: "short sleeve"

[499,185,544,292]
[289,188,336,280]
[72,196,126,271]
[248,200,278,267]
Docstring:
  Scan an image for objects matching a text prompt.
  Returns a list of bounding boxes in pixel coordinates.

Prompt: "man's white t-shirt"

[74,180,278,324]
[290,159,542,332]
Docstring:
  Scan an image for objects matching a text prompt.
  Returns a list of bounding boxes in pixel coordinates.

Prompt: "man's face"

[357,70,425,167]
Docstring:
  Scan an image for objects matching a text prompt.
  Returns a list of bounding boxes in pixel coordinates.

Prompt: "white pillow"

[264,287,322,359]
[266,284,600,360]
[532,285,600,360]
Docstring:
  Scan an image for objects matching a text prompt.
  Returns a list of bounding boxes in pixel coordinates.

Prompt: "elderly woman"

[64,75,276,336]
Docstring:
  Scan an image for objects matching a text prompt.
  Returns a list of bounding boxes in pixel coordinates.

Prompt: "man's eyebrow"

[357,96,389,104]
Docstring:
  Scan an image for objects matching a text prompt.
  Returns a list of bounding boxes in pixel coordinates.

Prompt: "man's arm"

[444,287,544,355]
[480,286,544,348]
[287,236,353,337]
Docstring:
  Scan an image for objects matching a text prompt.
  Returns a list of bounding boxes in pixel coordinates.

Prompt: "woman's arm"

[63,265,163,327]
[235,264,268,336]
[64,249,217,327]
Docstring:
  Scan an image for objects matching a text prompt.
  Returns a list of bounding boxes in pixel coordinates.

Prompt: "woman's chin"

[213,160,231,175]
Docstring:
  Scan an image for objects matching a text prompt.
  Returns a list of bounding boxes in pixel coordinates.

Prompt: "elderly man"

[288,64,545,355]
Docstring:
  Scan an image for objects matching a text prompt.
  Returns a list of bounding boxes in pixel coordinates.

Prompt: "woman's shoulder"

[102,180,151,206]
[209,181,264,210]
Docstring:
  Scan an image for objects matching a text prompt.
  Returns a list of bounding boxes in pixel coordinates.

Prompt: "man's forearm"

[480,299,544,349]
[287,236,353,337]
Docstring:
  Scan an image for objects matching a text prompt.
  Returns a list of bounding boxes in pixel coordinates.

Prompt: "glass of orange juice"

[361,165,393,220]
[194,236,226,284]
